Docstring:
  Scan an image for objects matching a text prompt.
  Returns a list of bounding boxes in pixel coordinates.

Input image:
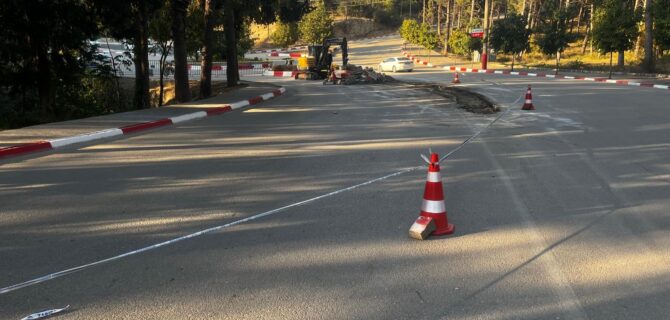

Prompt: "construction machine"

[295,37,348,81]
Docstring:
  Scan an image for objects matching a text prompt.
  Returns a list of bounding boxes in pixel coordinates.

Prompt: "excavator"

[295,37,348,82]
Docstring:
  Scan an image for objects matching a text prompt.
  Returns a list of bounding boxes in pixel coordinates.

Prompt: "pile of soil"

[396,81,499,114]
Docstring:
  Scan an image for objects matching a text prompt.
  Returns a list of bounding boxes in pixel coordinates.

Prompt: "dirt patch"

[395,80,499,114]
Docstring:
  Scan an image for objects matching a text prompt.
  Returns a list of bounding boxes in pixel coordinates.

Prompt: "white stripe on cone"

[421,200,446,213]
[427,172,442,183]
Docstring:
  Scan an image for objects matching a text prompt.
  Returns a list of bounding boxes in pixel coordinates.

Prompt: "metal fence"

[147,60,271,78]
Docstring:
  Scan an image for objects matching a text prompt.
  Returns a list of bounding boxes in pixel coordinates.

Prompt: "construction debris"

[337,65,392,85]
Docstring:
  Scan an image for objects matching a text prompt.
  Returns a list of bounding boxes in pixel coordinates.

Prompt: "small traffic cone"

[409,153,455,240]
[521,85,535,110]
[452,72,461,84]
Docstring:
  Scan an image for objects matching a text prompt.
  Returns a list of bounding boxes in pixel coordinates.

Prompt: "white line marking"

[170,111,207,124]
[0,93,512,296]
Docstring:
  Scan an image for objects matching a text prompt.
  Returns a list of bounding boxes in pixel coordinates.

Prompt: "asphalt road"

[1,37,669,319]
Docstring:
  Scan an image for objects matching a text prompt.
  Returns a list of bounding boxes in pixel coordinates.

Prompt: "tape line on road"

[0,96,512,296]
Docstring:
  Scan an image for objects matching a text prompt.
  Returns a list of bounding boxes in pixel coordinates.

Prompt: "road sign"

[470,28,484,38]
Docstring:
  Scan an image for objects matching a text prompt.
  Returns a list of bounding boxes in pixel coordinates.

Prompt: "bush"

[299,4,334,44]
[271,22,299,48]
[448,30,482,56]
[373,9,401,28]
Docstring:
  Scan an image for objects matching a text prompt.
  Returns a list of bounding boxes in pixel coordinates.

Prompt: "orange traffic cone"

[521,85,535,110]
[409,153,455,239]
[452,72,461,84]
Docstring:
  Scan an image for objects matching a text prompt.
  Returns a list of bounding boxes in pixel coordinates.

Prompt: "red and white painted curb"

[402,51,436,68]
[441,65,670,90]
[0,87,287,160]
[262,70,298,77]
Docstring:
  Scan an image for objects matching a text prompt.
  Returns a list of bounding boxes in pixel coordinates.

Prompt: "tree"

[299,2,334,44]
[199,0,220,98]
[592,0,640,77]
[653,0,670,53]
[149,1,174,106]
[489,12,530,71]
[171,0,191,103]
[96,0,165,109]
[419,22,440,59]
[399,19,421,49]
[0,0,99,120]
[448,29,482,56]
[642,0,654,71]
[536,7,572,74]
[271,22,300,47]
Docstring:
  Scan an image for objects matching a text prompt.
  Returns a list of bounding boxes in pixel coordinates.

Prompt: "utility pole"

[482,0,490,69]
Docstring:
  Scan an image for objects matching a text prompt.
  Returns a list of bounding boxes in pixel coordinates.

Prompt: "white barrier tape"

[49,129,123,149]
[170,111,208,124]
[653,84,669,89]
[421,199,446,213]
[0,89,513,296]
[629,82,641,86]
[260,93,274,100]
[279,87,287,94]
[427,171,442,183]
[546,74,556,78]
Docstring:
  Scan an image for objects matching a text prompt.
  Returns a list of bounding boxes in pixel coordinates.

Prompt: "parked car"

[378,57,414,72]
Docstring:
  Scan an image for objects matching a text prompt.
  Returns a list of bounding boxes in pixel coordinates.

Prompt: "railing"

[147,60,272,78]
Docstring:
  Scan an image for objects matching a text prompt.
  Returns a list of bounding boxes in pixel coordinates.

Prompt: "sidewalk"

[0,81,282,153]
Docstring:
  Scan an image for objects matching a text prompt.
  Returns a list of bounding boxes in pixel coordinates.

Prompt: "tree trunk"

[133,2,151,110]
[555,51,560,75]
[617,49,624,68]
[469,0,475,26]
[642,0,654,71]
[576,2,583,30]
[581,23,590,54]
[171,0,191,102]
[443,0,452,55]
[36,46,53,119]
[437,0,442,35]
[224,1,240,87]
[511,53,515,71]
[423,0,426,24]
[199,0,215,98]
[609,51,613,78]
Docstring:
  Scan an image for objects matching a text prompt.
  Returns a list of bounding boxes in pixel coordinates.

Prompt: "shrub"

[271,22,299,48]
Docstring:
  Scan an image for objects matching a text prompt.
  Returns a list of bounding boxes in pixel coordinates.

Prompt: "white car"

[378,57,414,72]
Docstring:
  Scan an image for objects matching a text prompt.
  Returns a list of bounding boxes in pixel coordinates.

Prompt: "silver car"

[378,57,414,72]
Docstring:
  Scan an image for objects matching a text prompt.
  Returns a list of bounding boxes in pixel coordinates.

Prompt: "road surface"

[1,36,669,319]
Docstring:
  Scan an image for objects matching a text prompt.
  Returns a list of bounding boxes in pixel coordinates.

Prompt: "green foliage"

[592,0,641,54]
[299,3,334,44]
[489,13,531,55]
[419,23,440,50]
[535,7,571,56]
[399,19,421,44]
[271,22,300,47]
[448,29,482,56]
[653,0,670,51]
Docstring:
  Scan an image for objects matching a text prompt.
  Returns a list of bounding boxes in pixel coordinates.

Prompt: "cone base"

[432,223,455,236]
[522,104,535,110]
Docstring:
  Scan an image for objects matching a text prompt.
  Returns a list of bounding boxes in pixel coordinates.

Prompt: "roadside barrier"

[0,88,286,160]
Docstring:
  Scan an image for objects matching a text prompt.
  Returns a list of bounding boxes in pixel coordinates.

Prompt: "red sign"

[470,28,484,38]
